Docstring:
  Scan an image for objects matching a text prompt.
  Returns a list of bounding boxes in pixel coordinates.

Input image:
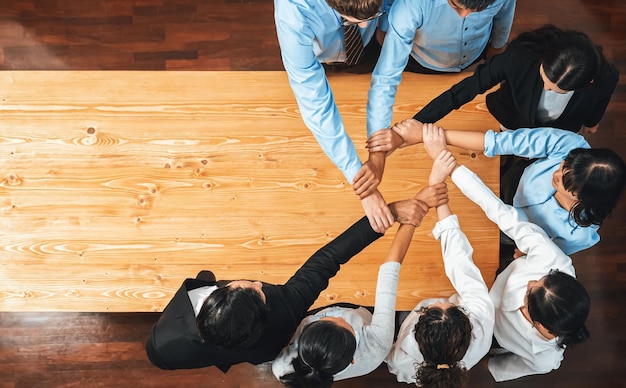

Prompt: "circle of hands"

[365,120,528,259]
[357,119,460,233]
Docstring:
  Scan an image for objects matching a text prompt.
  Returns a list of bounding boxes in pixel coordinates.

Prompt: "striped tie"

[343,23,364,66]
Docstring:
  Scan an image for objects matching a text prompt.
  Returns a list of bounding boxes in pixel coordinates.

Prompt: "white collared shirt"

[451,165,575,382]
[385,215,494,383]
[272,261,401,381]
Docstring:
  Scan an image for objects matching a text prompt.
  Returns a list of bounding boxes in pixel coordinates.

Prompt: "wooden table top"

[0,71,499,312]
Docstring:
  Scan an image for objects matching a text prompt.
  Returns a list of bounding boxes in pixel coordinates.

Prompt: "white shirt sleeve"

[434,215,495,368]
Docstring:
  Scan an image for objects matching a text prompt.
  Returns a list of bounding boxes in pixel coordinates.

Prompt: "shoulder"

[275,0,329,24]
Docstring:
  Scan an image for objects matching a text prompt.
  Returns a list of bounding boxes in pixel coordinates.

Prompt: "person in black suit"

[145,189,446,372]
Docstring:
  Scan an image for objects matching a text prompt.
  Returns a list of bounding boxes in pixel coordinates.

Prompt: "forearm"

[284,216,383,311]
[436,203,452,220]
[384,223,415,264]
[443,129,486,152]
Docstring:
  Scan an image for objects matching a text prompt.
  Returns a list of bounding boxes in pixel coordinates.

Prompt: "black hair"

[280,320,356,388]
[513,25,605,91]
[527,270,590,348]
[196,285,269,349]
[325,0,382,20]
[457,0,496,12]
[562,148,626,226]
[414,306,472,388]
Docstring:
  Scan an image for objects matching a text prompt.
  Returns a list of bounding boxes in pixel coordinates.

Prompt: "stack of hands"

[358,120,462,233]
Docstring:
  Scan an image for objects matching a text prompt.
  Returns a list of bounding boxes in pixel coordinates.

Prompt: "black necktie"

[343,23,364,66]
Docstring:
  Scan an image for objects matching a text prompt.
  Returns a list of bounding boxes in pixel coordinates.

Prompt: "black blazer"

[415,43,619,132]
[145,216,382,372]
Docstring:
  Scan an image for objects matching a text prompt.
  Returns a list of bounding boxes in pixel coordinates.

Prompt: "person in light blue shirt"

[368,123,626,256]
[274,0,395,233]
[359,0,515,200]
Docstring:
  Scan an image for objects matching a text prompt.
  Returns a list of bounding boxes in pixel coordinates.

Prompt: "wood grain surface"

[0,70,499,312]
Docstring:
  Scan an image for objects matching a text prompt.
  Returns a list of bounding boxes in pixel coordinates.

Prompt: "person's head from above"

[413,302,473,388]
[518,25,603,93]
[326,0,383,28]
[280,317,357,388]
[552,147,626,226]
[525,270,590,348]
[447,0,496,18]
[196,280,269,349]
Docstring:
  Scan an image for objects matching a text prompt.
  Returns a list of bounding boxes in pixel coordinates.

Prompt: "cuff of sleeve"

[483,129,497,157]
[380,261,401,272]
[451,164,476,190]
[344,163,363,183]
[431,214,460,240]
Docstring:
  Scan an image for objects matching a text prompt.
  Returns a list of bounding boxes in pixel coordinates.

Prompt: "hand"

[361,189,395,233]
[429,150,458,185]
[513,248,527,259]
[422,123,448,160]
[391,119,423,147]
[365,128,404,155]
[414,182,449,208]
[353,154,385,199]
[389,199,429,227]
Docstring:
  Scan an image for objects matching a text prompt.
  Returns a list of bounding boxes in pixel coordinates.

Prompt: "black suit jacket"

[145,216,382,372]
[415,42,618,132]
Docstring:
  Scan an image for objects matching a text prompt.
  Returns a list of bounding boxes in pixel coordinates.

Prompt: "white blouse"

[451,165,576,382]
[272,261,401,381]
[385,215,494,383]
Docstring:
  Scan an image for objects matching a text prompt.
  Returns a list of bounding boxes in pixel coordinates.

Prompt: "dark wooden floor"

[1,0,625,387]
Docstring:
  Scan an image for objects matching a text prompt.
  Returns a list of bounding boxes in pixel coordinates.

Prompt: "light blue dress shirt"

[483,127,599,255]
[274,0,386,182]
[366,0,515,135]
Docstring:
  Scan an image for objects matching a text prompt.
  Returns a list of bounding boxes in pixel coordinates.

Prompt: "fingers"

[365,131,392,152]
[352,168,366,191]
[355,181,377,198]
[369,217,384,233]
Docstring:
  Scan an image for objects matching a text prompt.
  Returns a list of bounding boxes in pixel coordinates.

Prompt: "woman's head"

[558,148,626,226]
[280,319,356,388]
[526,270,590,348]
[516,25,603,91]
[413,303,472,387]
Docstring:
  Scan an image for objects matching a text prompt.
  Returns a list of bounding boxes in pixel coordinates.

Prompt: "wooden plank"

[0,71,499,311]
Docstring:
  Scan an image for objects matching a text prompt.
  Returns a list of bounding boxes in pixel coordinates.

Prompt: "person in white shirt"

[423,124,591,382]
[385,143,494,386]
[272,185,449,386]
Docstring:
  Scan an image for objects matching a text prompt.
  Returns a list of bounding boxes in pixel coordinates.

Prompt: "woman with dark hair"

[412,24,619,134]
[421,127,591,381]
[272,185,448,386]
[368,125,626,256]
[386,150,494,387]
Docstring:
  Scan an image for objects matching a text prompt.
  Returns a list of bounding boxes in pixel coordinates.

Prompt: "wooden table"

[0,71,499,312]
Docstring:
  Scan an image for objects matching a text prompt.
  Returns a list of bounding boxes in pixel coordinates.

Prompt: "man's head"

[196,281,269,349]
[447,0,496,18]
[325,0,382,21]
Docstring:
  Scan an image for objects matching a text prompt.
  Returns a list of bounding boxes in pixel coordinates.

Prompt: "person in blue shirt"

[367,123,626,257]
[360,0,515,210]
[274,0,394,233]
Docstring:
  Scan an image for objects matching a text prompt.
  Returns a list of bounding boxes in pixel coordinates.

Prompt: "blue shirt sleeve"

[483,127,590,160]
[489,0,516,49]
[274,6,363,182]
[366,0,421,136]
